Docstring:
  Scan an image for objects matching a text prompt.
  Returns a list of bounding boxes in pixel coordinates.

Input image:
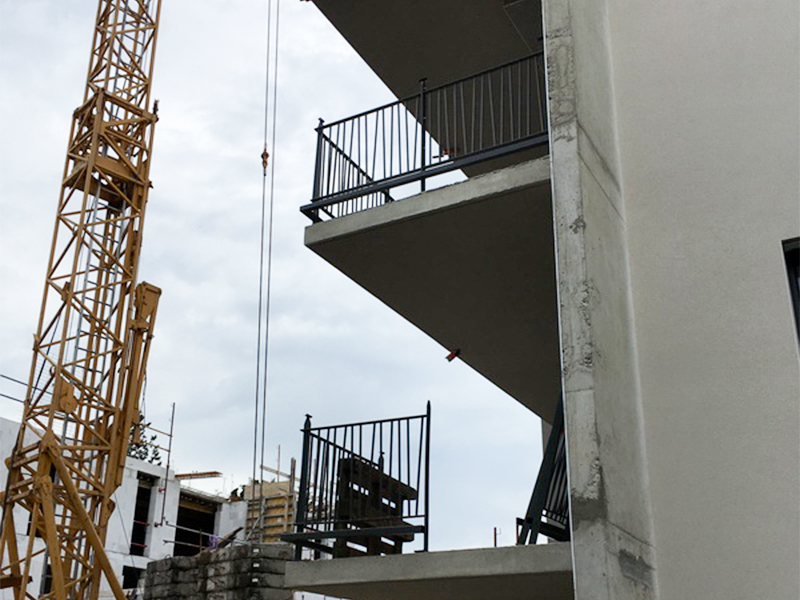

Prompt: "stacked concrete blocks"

[144,543,293,600]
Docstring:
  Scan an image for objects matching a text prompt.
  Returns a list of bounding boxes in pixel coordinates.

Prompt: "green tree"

[127,412,162,465]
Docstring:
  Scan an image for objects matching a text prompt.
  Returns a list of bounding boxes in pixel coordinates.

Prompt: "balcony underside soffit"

[305,158,561,421]
[314,0,544,98]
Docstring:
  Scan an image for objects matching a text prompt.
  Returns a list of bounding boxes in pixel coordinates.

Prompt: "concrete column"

[543,0,658,598]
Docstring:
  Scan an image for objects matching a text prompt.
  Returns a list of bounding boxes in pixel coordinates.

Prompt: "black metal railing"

[303,53,548,222]
[282,404,431,559]
[517,398,570,544]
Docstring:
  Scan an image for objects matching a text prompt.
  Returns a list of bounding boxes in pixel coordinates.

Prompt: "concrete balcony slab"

[286,542,573,600]
[305,157,560,420]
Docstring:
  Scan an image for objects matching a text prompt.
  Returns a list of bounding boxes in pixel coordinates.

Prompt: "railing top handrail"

[304,411,428,433]
[316,52,544,132]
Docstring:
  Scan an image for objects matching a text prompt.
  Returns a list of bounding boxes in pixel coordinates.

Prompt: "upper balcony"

[302,54,548,223]
[301,56,559,422]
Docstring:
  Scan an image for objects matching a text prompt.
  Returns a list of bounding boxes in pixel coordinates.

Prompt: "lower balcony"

[286,542,573,600]
[282,409,572,600]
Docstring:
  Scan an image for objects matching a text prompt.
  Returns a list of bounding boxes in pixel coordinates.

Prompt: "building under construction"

[0,0,798,599]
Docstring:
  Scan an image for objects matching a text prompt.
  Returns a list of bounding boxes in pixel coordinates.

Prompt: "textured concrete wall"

[144,543,292,600]
[546,0,799,597]
[544,0,659,598]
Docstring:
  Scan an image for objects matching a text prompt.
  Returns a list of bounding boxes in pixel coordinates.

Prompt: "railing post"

[311,119,325,221]
[423,400,431,552]
[294,414,313,560]
[419,78,427,192]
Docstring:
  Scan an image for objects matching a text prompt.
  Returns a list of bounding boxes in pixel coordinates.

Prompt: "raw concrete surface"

[306,158,562,422]
[313,0,533,98]
[544,0,659,598]
[286,543,573,600]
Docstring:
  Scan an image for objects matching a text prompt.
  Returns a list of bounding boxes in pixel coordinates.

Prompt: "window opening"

[122,565,144,590]
[174,493,218,556]
[130,473,155,556]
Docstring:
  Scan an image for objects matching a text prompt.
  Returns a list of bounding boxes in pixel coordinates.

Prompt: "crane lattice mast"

[0,1,163,598]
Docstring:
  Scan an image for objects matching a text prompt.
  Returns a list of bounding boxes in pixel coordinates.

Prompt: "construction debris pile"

[144,543,292,600]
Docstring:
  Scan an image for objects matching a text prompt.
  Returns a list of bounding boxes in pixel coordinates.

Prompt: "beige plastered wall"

[608,1,800,599]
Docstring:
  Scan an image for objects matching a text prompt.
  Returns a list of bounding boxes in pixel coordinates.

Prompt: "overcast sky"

[0,0,543,551]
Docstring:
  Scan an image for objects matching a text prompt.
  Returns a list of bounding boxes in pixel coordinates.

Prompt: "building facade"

[0,418,247,598]
[284,1,800,599]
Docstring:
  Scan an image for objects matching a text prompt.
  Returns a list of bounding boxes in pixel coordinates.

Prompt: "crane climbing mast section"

[0,2,163,598]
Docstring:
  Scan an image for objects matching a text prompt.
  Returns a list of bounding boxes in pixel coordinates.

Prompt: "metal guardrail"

[517,398,569,544]
[302,53,548,222]
[282,404,431,559]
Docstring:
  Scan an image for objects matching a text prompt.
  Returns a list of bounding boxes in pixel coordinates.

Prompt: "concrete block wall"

[144,543,293,600]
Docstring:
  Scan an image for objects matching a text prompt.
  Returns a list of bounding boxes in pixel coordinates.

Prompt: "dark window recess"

[130,475,154,556]
[785,238,800,341]
[39,563,52,596]
[174,495,217,556]
[122,566,144,590]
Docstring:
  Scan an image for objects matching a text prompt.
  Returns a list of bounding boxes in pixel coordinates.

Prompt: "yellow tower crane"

[0,1,163,598]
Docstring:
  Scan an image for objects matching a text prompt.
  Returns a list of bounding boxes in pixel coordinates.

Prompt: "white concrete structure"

[287,1,800,599]
[0,418,247,598]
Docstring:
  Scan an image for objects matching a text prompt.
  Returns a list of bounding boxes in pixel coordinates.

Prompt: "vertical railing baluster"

[415,416,423,519]
[356,117,367,184]
[424,401,431,552]
[317,430,327,525]
[347,120,356,192]
[370,422,377,464]
[312,120,324,201]
[294,414,313,560]
[487,71,496,145]
[459,82,467,158]
[509,64,514,141]
[389,419,394,484]
[406,418,411,494]
[443,83,450,159]
[412,95,419,172]
[378,422,385,526]
[419,78,427,192]
[328,427,337,530]
[470,79,476,154]
[403,102,410,174]
[478,75,484,151]
[527,57,532,136]
[339,426,347,529]
[371,110,379,181]
[500,66,506,144]
[388,105,394,179]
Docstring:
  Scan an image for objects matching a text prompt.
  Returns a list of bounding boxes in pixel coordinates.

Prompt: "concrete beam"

[286,543,573,600]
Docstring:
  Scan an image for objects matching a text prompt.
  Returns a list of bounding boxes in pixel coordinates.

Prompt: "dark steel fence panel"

[285,410,431,558]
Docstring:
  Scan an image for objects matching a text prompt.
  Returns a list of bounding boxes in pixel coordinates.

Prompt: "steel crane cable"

[251,0,282,541]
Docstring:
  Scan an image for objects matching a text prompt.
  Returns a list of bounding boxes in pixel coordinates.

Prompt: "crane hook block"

[261,146,270,173]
